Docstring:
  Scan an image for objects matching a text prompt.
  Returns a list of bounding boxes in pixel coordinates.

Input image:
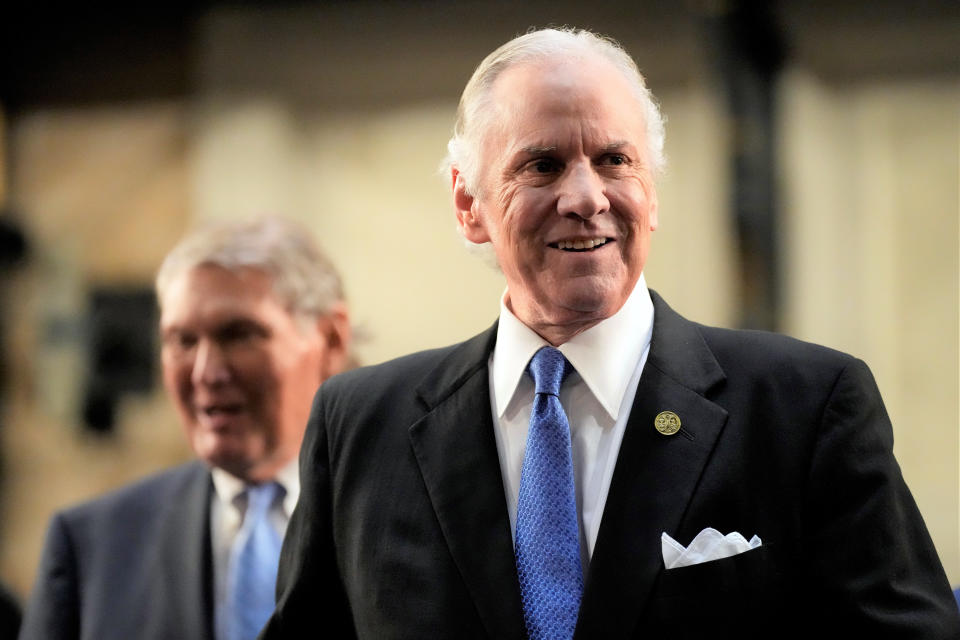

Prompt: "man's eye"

[531,159,560,174]
[221,325,255,342]
[219,322,268,344]
[601,154,627,166]
[164,333,196,351]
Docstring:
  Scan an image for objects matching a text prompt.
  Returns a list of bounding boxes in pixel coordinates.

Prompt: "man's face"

[455,57,658,343]
[160,264,331,483]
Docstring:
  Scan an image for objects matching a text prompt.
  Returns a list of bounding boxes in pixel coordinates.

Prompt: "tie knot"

[527,346,573,397]
[244,482,282,521]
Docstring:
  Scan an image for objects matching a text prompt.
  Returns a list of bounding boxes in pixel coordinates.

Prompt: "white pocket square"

[661,528,761,569]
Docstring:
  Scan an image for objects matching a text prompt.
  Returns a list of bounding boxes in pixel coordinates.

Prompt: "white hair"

[443,27,667,197]
[155,216,344,320]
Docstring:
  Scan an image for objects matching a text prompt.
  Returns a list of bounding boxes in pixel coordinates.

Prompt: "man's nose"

[191,338,231,386]
[557,162,609,219]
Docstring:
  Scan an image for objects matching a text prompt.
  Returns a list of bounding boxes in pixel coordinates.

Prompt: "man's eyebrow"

[520,145,558,155]
[601,141,632,151]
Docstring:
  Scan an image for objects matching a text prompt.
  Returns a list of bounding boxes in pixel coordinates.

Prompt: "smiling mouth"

[549,237,612,252]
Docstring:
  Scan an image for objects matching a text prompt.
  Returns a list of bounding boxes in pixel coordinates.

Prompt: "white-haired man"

[262,28,959,639]
[20,217,351,640]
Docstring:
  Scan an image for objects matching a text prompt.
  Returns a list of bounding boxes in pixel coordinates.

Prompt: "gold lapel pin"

[655,411,681,435]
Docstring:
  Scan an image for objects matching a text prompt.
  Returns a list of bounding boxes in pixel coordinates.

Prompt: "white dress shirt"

[489,274,654,569]
[210,460,300,640]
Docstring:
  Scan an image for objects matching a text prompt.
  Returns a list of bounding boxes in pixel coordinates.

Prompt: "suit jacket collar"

[644,290,726,395]
[410,292,728,639]
[414,323,497,409]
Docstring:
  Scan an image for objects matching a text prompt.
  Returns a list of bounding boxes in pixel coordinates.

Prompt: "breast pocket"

[645,544,784,637]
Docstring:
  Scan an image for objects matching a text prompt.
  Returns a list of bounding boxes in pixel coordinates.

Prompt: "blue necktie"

[515,347,583,640]
[226,482,283,640]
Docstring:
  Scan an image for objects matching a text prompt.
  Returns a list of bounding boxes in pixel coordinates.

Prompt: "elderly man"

[262,28,959,639]
[20,217,351,640]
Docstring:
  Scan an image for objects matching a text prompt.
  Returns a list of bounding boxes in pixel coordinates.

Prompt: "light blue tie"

[515,346,583,640]
[227,482,283,640]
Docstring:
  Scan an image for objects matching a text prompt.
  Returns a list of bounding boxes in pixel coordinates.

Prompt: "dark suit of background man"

[19,217,352,640]
[262,28,960,639]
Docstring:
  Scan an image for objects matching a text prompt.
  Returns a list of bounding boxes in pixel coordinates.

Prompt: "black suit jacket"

[19,461,215,640]
[263,292,959,639]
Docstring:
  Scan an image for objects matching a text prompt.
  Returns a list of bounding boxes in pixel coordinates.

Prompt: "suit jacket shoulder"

[20,461,214,640]
[323,326,496,402]
[316,325,497,447]
[57,461,210,532]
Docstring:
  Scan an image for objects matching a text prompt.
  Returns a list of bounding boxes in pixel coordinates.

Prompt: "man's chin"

[551,286,628,321]
[192,435,262,478]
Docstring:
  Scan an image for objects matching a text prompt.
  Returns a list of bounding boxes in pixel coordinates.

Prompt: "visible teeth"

[556,238,608,250]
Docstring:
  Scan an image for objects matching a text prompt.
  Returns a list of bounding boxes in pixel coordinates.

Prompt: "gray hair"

[444,27,666,196]
[156,216,344,320]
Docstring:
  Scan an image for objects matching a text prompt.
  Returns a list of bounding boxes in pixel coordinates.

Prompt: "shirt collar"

[210,457,300,517]
[492,273,654,421]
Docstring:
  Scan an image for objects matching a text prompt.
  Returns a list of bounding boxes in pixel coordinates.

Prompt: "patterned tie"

[227,482,283,640]
[515,346,583,640]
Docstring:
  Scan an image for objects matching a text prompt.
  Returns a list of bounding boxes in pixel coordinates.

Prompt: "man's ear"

[452,167,491,244]
[316,301,352,381]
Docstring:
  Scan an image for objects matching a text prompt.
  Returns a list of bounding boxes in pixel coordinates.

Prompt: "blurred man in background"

[262,28,959,639]
[20,216,351,640]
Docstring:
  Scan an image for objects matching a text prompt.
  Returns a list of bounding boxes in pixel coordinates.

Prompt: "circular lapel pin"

[655,411,681,435]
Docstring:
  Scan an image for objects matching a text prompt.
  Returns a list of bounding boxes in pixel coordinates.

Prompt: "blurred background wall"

[0,0,957,599]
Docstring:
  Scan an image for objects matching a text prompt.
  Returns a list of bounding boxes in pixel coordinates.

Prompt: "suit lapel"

[154,463,215,640]
[408,324,526,640]
[575,292,728,638]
